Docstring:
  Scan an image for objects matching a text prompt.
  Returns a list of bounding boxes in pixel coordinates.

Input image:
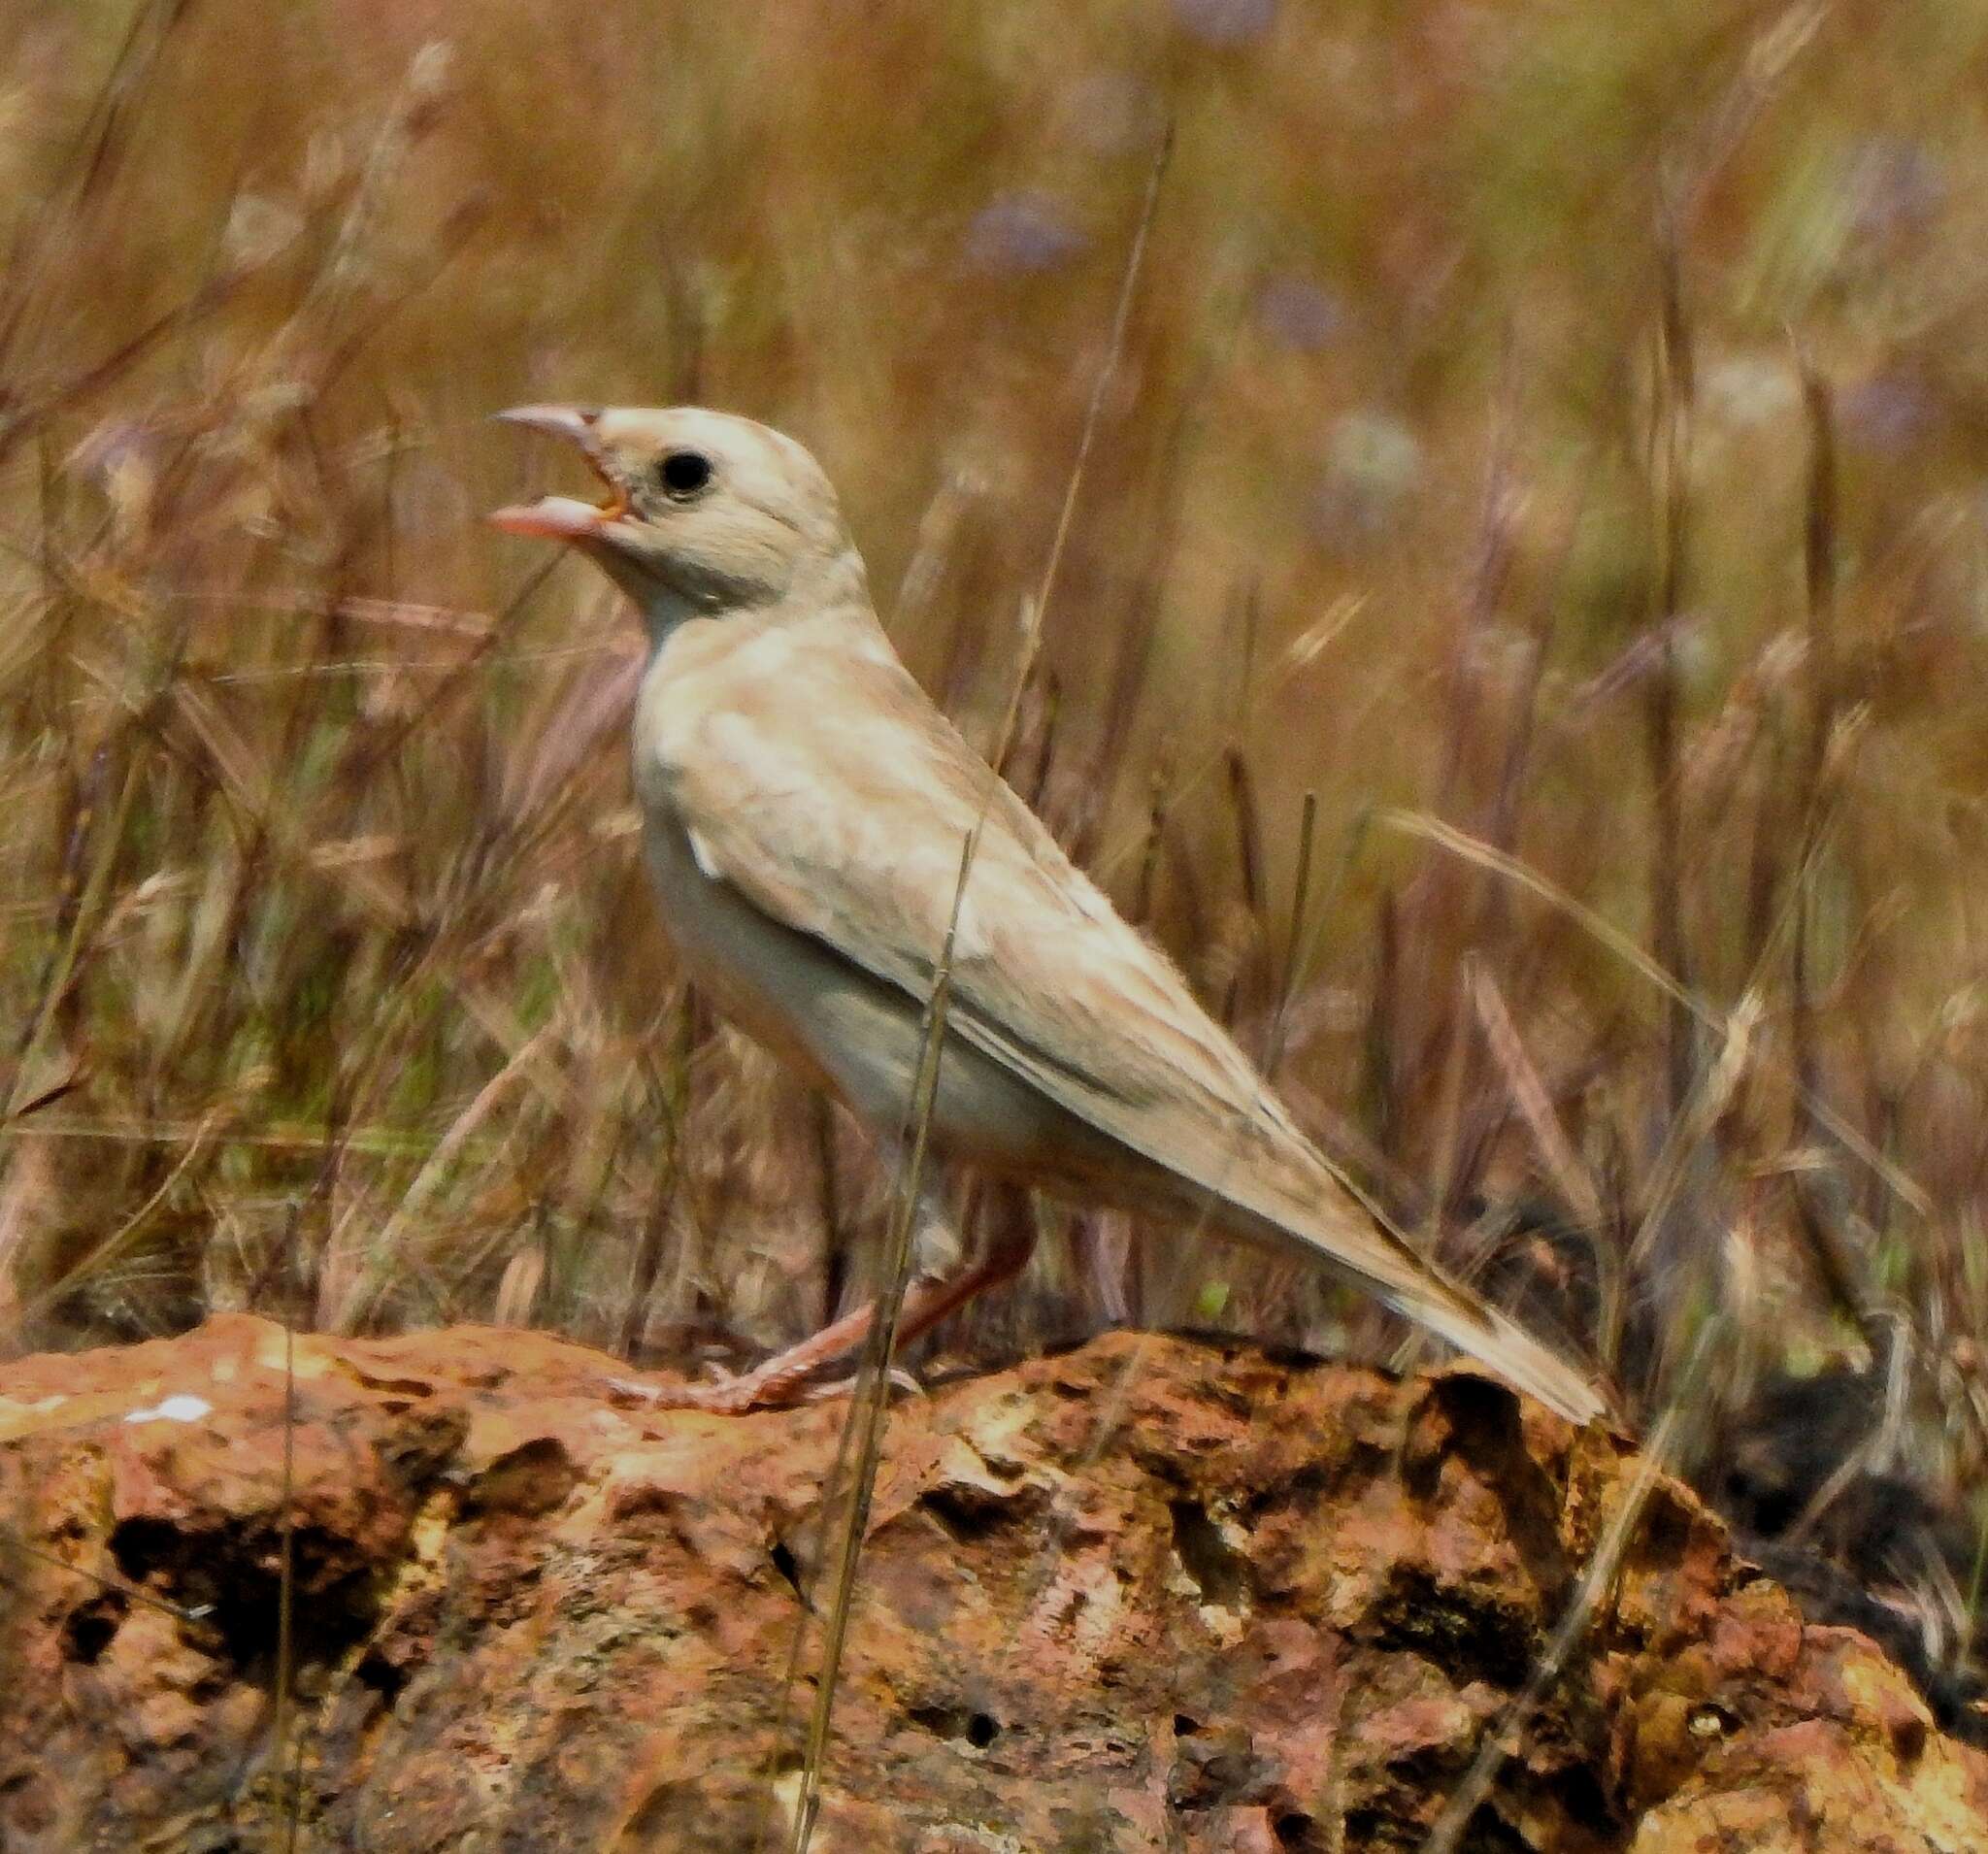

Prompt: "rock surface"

[0,1315,1982,1852]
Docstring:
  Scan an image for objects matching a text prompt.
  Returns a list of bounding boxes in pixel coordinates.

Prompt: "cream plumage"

[491,404,1607,1425]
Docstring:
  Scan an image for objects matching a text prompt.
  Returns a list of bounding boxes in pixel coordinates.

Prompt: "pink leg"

[618,1183,1038,1413]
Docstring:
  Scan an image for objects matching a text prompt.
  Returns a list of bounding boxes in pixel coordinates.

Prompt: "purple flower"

[1847,138,1944,242]
[964,192,1088,276]
[1256,276,1346,351]
[1840,372,1938,454]
[1170,0,1276,46]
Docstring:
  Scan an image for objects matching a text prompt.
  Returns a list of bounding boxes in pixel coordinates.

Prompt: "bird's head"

[490,405,864,634]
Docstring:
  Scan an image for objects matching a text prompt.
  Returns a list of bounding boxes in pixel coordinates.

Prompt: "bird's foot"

[603,1366,779,1414]
[604,1360,923,1414]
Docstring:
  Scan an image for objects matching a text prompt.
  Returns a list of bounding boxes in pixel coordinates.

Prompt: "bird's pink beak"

[488,405,627,538]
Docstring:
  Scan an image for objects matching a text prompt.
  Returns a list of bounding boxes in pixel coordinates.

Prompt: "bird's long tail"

[1227,1196,1608,1425]
[1379,1276,1607,1425]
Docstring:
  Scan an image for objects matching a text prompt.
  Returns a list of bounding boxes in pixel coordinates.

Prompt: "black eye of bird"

[659,450,712,499]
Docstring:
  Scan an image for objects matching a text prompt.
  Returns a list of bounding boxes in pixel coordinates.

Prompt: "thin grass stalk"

[1408,371,1523,1195]
[1422,974,1474,1241]
[1478,464,1588,952]
[780,130,1175,1853]
[277,1320,300,1854]
[0,1526,209,1625]
[324,556,557,797]
[5,749,145,1127]
[10,1098,228,1332]
[1419,1329,1714,1854]
[812,1093,845,1333]
[1646,235,1695,1120]
[1087,595,1368,892]
[1131,762,1168,923]
[784,883,966,1854]
[1618,998,1757,1385]
[617,988,694,1360]
[32,429,72,743]
[1783,350,1884,1344]
[1467,960,1605,1235]
[18,1111,439,1161]
[1740,719,1791,978]
[0,0,189,388]
[1790,349,1837,1121]
[1220,744,1267,1028]
[1366,886,1405,1166]
[1068,578,1163,870]
[1376,810,1928,1219]
[1436,345,1521,814]
[328,1019,562,1331]
[1265,789,1319,1076]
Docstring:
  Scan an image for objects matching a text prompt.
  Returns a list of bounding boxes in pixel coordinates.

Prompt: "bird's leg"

[615,1180,1038,1413]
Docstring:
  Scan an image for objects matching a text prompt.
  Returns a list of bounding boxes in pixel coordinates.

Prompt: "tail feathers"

[1235,1195,1609,1424]
[1390,1285,1607,1426]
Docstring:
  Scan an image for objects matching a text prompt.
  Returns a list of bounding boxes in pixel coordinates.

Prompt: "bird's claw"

[604,1368,772,1414]
[604,1361,926,1414]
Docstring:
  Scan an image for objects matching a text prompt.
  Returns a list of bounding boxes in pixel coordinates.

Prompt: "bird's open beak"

[487,405,629,539]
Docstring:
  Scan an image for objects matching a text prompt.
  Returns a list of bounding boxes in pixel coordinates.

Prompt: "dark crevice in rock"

[906,1702,1003,1750]
[1370,1570,1534,1689]
[61,1593,126,1665]
[1460,1801,1533,1852]
[1743,1536,1988,1742]
[1240,1458,1341,1520]
[768,1538,804,1602]
[1416,1375,1574,1599]
[1272,1804,1320,1850]
[371,1406,470,1492]
[1168,1722,1271,1810]
[919,1479,1039,1545]
[462,1436,577,1517]
[1170,1499,1248,1608]
[106,1514,388,1680]
[351,1648,409,1707]
[1618,1489,1695,1581]
[1543,1760,1623,1836]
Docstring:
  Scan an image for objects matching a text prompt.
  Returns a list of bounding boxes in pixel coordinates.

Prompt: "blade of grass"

[779,126,1175,1854]
[1645,229,1695,1119]
[1419,1328,1714,1854]
[1375,809,1930,1220]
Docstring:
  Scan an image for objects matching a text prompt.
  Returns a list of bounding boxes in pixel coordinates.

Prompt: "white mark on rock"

[124,1394,213,1426]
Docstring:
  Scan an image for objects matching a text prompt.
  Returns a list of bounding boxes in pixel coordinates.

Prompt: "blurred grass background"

[2,0,1986,1710]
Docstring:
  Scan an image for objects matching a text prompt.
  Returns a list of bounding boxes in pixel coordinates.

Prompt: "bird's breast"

[632,789,1147,1189]
[634,797,834,1086]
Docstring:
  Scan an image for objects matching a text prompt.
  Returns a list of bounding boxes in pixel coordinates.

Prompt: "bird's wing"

[651,626,1308,1182]
[648,621,1604,1422]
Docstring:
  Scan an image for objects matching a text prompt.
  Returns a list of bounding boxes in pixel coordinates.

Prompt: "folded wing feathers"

[659,631,1605,1425]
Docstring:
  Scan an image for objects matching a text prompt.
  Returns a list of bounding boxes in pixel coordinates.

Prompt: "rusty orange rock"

[0,1316,1980,1850]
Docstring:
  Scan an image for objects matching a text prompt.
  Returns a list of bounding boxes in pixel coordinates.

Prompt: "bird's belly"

[638,808,842,1088]
[639,809,1126,1182]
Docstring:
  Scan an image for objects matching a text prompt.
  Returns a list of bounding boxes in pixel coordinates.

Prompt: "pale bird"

[489,405,1607,1426]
